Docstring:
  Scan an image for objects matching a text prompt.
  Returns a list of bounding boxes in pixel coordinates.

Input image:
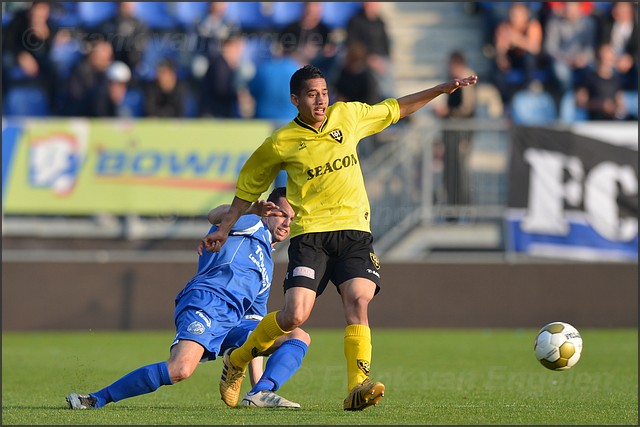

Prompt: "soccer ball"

[534,321,583,371]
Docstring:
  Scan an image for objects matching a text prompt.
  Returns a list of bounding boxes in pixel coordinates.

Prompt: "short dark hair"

[290,65,324,96]
[449,51,466,65]
[267,187,286,204]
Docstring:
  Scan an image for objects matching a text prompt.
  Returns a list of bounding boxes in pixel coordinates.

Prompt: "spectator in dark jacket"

[199,33,245,118]
[98,1,150,72]
[345,2,394,98]
[144,58,188,118]
[65,39,113,116]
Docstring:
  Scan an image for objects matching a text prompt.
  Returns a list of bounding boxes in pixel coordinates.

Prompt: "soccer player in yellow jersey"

[202,64,478,410]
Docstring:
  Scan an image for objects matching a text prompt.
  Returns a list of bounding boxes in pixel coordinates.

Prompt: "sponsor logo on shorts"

[195,310,211,327]
[187,321,205,335]
[369,253,381,270]
[292,266,315,279]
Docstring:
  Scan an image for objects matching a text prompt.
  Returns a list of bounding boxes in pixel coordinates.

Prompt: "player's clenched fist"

[198,230,228,255]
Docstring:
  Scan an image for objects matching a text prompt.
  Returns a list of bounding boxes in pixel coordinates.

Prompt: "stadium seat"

[2,11,12,26]
[510,86,557,125]
[270,2,305,29]
[3,85,51,117]
[50,36,84,79]
[241,34,273,67]
[622,91,638,119]
[50,2,81,28]
[183,90,199,118]
[134,37,181,81]
[558,91,588,124]
[120,88,145,118]
[132,2,178,31]
[77,2,117,29]
[174,2,209,30]
[321,2,362,30]
[224,2,271,32]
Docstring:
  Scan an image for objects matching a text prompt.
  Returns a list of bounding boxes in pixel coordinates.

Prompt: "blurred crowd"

[474,1,638,123]
[2,1,637,124]
[2,1,394,121]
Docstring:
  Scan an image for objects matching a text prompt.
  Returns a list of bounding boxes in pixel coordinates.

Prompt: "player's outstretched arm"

[199,196,252,254]
[397,75,478,119]
[206,200,281,225]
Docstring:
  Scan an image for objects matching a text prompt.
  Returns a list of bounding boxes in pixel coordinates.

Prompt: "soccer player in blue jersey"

[66,187,310,409]
[202,65,478,411]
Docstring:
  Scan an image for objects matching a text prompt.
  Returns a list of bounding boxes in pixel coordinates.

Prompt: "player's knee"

[288,328,311,346]
[167,363,196,383]
[279,308,310,330]
[347,294,372,312]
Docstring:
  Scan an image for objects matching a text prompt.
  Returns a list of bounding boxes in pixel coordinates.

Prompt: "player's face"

[291,77,328,128]
[267,197,295,243]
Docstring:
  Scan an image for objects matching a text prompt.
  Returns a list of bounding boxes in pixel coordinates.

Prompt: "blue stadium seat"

[77,2,117,29]
[134,37,181,81]
[120,88,145,118]
[2,11,13,27]
[241,34,273,67]
[133,2,178,31]
[3,85,50,117]
[270,2,305,29]
[321,2,362,29]
[50,2,81,27]
[183,90,198,118]
[559,91,588,124]
[224,2,271,32]
[50,37,84,79]
[510,88,557,125]
[174,2,209,30]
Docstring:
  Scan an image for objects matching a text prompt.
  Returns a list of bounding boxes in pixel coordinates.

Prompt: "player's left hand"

[441,75,478,94]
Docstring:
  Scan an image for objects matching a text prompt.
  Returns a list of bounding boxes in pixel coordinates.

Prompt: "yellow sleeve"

[235,137,282,203]
[350,98,400,141]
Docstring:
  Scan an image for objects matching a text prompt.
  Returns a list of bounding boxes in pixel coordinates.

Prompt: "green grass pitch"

[2,328,637,425]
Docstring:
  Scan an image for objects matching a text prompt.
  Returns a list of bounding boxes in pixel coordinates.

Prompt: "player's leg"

[333,230,384,411]
[221,289,317,407]
[221,234,326,406]
[228,231,328,372]
[227,288,315,373]
[70,340,202,409]
[228,322,310,408]
[339,277,385,411]
[67,288,227,410]
[252,327,310,391]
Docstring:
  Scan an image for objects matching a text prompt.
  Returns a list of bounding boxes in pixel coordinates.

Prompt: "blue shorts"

[172,289,259,362]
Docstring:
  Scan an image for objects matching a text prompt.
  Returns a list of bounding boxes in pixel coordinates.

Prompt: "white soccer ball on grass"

[534,321,583,371]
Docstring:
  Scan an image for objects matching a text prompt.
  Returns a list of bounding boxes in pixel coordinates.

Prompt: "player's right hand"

[198,229,229,255]
[251,200,284,217]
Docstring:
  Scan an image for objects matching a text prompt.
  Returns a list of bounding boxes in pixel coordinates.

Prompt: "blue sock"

[90,362,173,408]
[250,339,307,393]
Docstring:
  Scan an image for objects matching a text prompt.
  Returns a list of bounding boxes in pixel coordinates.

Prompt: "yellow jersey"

[235,98,401,238]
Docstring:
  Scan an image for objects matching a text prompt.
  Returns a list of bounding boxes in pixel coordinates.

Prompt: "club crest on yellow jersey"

[329,128,343,143]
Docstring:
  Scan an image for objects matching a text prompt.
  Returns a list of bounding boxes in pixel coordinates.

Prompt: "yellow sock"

[230,311,289,370]
[344,324,372,392]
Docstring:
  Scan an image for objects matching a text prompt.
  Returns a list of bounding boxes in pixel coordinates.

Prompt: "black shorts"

[283,230,381,297]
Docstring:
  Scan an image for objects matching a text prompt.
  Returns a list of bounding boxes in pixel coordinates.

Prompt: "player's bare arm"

[199,196,252,254]
[206,200,282,226]
[397,75,478,119]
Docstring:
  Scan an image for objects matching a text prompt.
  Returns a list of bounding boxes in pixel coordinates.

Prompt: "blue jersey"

[176,214,273,318]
